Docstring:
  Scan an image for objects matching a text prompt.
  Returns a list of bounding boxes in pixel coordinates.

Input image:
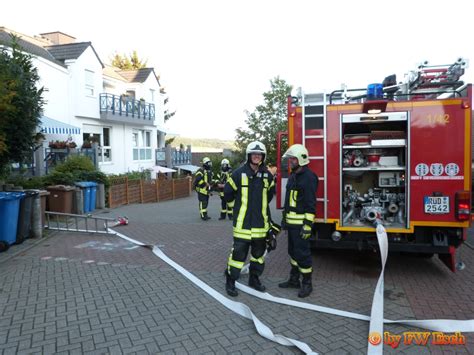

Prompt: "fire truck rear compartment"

[341,112,409,229]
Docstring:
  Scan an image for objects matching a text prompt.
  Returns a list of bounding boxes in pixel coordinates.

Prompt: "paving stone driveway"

[1,194,473,354]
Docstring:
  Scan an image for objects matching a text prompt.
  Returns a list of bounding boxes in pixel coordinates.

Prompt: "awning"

[152,165,177,173]
[156,126,179,135]
[40,116,81,135]
[175,164,200,173]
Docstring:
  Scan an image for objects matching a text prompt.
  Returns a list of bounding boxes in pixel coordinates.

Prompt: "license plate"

[424,196,449,214]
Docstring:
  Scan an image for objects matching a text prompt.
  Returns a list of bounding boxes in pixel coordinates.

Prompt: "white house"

[0,27,168,175]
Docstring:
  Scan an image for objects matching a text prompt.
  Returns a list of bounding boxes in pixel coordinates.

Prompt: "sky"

[2,0,473,140]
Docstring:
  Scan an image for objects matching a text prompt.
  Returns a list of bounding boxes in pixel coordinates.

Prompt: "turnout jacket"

[284,166,318,228]
[194,168,213,195]
[224,163,275,239]
[216,170,232,197]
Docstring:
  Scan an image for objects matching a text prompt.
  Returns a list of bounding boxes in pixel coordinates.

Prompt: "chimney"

[40,31,76,45]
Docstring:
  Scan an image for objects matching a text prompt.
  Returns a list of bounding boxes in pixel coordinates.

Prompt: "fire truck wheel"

[0,241,9,252]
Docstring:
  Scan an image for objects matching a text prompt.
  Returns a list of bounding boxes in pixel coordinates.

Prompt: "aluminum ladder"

[301,91,329,221]
[45,211,117,234]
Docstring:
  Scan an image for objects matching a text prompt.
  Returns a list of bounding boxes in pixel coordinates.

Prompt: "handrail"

[99,93,155,120]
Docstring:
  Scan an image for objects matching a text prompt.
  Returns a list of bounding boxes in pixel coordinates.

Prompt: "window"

[100,128,112,162]
[150,89,155,103]
[83,127,112,163]
[133,129,152,161]
[126,90,136,100]
[132,132,139,160]
[85,70,94,96]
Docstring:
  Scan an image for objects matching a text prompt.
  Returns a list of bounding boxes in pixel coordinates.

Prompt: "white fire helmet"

[246,141,266,163]
[283,144,310,166]
[202,157,212,169]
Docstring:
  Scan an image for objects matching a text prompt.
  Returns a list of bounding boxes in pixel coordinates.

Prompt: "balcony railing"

[172,149,192,165]
[156,146,192,166]
[99,93,155,122]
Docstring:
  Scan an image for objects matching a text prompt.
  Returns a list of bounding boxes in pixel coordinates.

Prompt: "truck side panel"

[409,100,471,224]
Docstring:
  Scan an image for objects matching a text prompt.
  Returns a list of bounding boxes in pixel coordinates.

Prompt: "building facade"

[0,27,167,175]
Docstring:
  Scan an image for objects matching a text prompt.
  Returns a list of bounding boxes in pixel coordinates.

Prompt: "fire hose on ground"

[107,224,474,354]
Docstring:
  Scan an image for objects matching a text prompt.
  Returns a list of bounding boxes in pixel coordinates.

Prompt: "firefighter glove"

[266,221,281,252]
[270,221,281,234]
[300,224,312,240]
[266,229,277,252]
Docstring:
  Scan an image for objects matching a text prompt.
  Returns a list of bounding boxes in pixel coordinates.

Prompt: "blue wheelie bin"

[88,182,98,212]
[0,192,25,252]
[75,182,91,213]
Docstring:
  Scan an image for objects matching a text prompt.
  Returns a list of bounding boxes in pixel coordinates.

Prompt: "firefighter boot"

[225,273,238,297]
[228,213,233,220]
[201,212,211,221]
[278,265,301,289]
[219,212,226,220]
[248,274,266,292]
[298,273,313,298]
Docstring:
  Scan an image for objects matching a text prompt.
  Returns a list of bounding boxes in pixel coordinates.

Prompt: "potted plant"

[49,140,68,151]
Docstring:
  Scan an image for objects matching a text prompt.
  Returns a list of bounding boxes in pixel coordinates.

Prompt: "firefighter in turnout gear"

[224,141,275,297]
[217,159,233,220]
[279,144,318,298]
[193,157,213,220]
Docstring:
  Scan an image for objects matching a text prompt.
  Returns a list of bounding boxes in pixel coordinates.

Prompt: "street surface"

[1,194,473,354]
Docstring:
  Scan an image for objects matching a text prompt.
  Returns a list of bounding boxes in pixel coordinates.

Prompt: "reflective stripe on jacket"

[224,163,275,240]
[284,166,318,227]
[194,168,212,195]
[217,170,231,197]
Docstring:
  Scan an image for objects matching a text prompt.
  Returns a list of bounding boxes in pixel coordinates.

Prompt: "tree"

[165,137,176,146]
[235,76,292,165]
[110,51,176,123]
[161,90,176,122]
[0,35,44,175]
[111,50,147,70]
[110,51,175,122]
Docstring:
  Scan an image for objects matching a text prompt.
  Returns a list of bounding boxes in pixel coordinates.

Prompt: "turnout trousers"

[219,196,233,218]
[197,192,209,218]
[227,237,266,281]
[287,227,313,274]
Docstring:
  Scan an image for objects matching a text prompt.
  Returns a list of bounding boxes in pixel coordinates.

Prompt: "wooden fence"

[108,177,192,209]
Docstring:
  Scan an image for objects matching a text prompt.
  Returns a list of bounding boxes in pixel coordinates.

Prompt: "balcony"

[156,146,192,166]
[99,93,155,126]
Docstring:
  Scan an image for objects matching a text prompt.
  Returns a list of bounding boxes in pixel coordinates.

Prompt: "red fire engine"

[276,58,472,271]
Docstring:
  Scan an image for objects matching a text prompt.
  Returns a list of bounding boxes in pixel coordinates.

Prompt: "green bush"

[42,171,76,186]
[208,155,243,176]
[109,170,150,180]
[209,155,224,176]
[54,155,95,173]
[7,176,46,189]
[45,155,109,188]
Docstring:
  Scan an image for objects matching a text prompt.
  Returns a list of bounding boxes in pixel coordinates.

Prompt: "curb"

[0,233,53,265]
